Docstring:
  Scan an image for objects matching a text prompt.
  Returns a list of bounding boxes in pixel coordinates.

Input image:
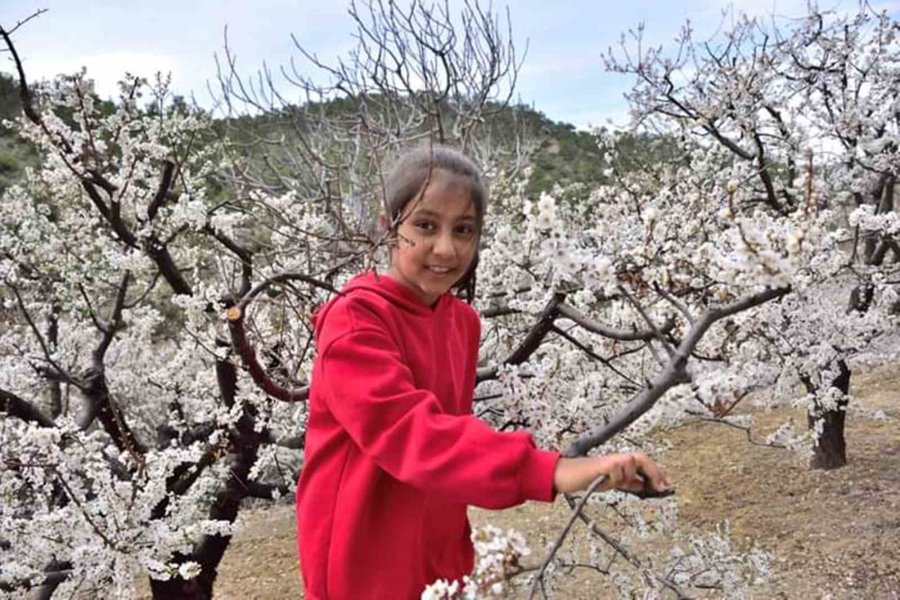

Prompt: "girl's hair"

[382,144,486,303]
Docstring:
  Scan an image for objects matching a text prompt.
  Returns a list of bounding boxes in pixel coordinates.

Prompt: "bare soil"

[201,364,899,599]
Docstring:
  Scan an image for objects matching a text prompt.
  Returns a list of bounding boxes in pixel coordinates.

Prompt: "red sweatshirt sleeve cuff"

[520,449,561,503]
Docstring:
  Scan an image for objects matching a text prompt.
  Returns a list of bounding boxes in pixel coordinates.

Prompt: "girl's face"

[386,169,479,307]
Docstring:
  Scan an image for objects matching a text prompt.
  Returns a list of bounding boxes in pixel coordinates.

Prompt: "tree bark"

[148,358,262,600]
[806,359,850,470]
[148,574,213,600]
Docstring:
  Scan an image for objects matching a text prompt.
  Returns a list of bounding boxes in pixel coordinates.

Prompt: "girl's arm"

[317,300,668,505]
[553,453,670,495]
[317,322,559,508]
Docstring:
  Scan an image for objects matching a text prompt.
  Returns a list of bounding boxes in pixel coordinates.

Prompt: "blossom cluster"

[421,526,531,599]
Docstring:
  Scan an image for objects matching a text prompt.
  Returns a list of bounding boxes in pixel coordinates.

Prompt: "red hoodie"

[295,271,560,599]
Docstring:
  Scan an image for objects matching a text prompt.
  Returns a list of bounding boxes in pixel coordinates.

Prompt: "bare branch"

[228,273,338,402]
[562,492,690,598]
[529,475,607,599]
[0,14,51,129]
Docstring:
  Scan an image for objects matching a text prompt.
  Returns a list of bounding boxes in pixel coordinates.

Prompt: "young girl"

[296,145,669,599]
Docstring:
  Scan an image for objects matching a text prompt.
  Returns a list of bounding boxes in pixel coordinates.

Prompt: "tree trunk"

[806,359,851,470]
[149,571,215,600]
[148,358,259,599]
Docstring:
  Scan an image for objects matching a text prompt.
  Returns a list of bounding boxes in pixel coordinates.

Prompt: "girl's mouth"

[427,265,455,275]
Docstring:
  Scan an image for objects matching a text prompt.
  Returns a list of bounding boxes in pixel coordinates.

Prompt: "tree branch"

[228,272,338,402]
[476,292,565,382]
[529,475,607,599]
[146,160,176,221]
[557,301,675,341]
[566,287,789,456]
[93,271,131,364]
[0,387,55,427]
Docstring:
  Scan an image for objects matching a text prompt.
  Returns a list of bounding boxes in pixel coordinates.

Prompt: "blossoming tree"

[600,3,900,469]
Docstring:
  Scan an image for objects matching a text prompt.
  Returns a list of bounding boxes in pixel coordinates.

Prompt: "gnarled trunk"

[149,359,258,599]
[806,359,851,470]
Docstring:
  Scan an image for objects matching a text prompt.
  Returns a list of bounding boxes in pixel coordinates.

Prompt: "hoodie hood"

[312,270,450,337]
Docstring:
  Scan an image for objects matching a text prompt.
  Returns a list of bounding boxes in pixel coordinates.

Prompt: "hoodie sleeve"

[317,307,559,509]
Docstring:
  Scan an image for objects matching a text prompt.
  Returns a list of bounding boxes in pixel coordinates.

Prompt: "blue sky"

[1,0,893,128]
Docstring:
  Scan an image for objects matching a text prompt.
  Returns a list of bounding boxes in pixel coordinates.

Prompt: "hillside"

[0,71,613,197]
[0,73,38,192]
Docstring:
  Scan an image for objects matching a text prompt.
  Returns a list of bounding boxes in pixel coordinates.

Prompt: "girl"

[296,145,669,599]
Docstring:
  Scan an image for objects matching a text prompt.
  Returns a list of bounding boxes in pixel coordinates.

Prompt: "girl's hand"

[552,453,670,496]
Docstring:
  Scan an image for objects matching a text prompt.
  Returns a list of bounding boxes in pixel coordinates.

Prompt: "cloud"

[14,51,181,99]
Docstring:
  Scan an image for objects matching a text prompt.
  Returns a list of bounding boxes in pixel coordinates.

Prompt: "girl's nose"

[432,231,455,258]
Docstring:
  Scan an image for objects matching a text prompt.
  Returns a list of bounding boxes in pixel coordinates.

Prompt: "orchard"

[0,2,897,598]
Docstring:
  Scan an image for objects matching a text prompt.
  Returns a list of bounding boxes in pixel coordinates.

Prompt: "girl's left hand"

[552,453,671,496]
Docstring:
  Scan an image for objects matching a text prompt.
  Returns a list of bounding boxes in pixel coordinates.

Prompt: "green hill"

[0,72,43,193]
[0,71,668,198]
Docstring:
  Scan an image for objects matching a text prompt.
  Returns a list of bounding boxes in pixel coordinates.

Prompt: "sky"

[1,0,896,128]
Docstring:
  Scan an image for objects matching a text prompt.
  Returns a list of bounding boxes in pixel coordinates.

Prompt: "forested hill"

[0,71,635,196]
[0,72,36,192]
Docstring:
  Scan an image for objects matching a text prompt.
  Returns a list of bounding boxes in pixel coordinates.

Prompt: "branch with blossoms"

[565,286,790,456]
[6,270,146,463]
[508,286,788,599]
[1,22,186,305]
[601,2,900,469]
[476,293,676,383]
[225,269,678,408]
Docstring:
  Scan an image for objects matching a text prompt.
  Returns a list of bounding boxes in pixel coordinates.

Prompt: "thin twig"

[529,475,607,599]
[618,285,675,358]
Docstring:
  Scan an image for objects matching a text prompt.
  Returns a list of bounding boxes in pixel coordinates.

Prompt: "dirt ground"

[200,363,899,599]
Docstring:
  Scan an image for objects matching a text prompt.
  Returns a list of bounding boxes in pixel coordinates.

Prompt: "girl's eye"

[414,221,436,232]
[455,224,476,236]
